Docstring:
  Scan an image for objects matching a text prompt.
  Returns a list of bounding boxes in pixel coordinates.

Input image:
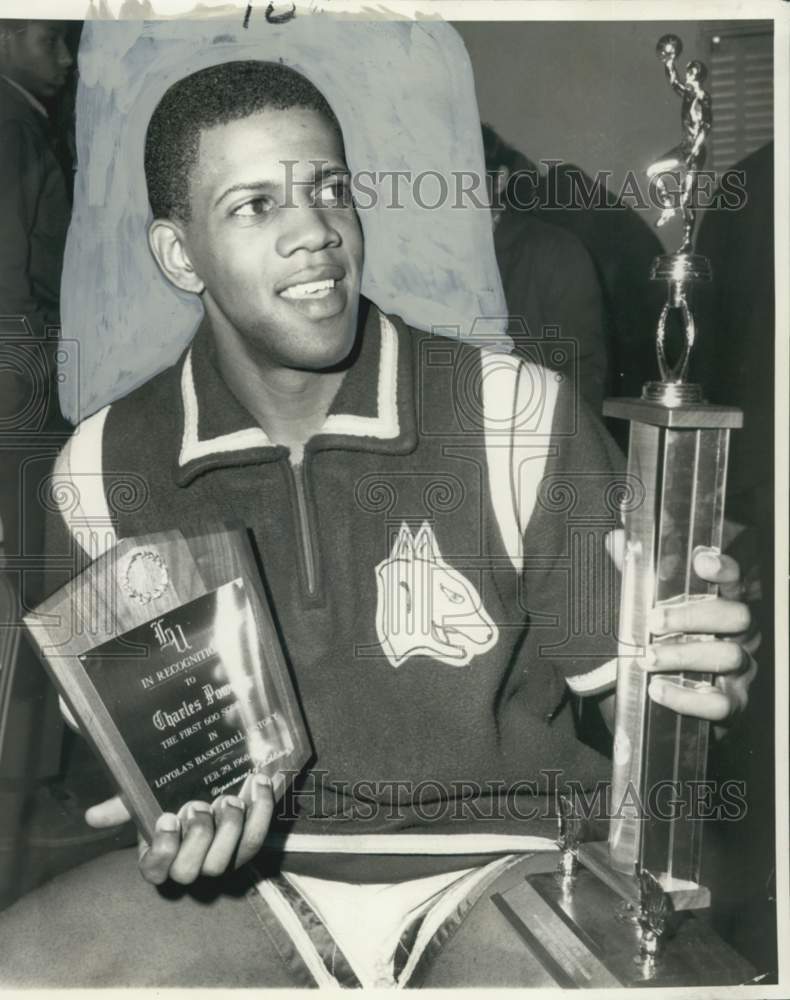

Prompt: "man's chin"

[287,304,360,372]
[292,336,358,374]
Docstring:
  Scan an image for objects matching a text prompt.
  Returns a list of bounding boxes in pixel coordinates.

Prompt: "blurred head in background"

[0,20,73,100]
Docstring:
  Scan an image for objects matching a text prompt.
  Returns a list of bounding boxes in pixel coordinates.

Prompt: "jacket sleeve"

[518,375,625,697]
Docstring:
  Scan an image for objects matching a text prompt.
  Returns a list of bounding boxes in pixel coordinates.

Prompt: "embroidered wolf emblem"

[375,522,499,668]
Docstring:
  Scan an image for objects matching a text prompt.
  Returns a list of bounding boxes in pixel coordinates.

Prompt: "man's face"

[1,21,72,99]
[180,107,364,373]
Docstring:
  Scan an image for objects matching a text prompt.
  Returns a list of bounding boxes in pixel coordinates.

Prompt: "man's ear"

[494,166,511,201]
[148,219,205,295]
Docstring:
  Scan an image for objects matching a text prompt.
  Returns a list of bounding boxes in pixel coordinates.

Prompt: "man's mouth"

[276,266,350,320]
[280,278,337,301]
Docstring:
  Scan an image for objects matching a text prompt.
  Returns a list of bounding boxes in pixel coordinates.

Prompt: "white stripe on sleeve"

[481,351,559,569]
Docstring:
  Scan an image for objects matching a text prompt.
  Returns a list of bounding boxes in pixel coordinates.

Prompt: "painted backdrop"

[61,16,506,421]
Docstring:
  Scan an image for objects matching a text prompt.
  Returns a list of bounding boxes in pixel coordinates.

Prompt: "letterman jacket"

[46,302,625,881]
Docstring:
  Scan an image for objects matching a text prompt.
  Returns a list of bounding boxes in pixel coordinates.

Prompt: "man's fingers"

[693,548,749,603]
[133,772,276,887]
[716,654,757,717]
[167,802,215,885]
[138,812,181,885]
[648,676,731,722]
[201,796,247,877]
[236,774,274,867]
[650,597,751,637]
[692,547,741,590]
[641,639,745,675]
[84,794,132,829]
[607,538,747,607]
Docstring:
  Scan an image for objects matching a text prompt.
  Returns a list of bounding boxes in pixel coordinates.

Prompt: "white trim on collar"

[178,311,400,468]
[321,313,400,440]
[1,74,48,118]
[178,347,272,467]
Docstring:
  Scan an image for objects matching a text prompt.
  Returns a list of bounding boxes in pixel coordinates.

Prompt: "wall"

[453,19,711,250]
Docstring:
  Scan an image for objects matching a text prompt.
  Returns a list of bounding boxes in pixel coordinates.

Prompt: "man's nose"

[57,37,73,69]
[276,202,341,256]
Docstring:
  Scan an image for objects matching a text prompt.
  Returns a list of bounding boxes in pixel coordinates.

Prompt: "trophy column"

[603,253,742,899]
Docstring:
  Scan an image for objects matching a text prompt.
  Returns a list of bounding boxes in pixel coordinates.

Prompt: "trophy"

[490,36,756,986]
[24,524,310,841]
[578,32,739,910]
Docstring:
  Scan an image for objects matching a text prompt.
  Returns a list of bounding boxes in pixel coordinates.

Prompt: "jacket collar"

[174,303,417,486]
[0,75,48,119]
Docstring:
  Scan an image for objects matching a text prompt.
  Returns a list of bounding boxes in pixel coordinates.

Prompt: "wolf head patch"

[375,522,499,668]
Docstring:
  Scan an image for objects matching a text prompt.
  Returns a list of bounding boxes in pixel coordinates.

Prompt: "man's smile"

[276,263,348,319]
[276,263,345,294]
[281,279,336,300]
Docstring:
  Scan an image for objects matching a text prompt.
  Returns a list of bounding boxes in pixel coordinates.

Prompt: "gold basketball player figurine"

[643,36,714,400]
[646,34,712,254]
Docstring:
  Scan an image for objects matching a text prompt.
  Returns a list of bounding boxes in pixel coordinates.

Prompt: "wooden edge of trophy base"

[577,840,711,910]
[603,397,743,429]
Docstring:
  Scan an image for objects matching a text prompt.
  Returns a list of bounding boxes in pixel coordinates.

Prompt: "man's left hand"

[607,530,759,725]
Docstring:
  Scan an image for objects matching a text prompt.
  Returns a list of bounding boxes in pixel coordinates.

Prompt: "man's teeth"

[281,279,336,300]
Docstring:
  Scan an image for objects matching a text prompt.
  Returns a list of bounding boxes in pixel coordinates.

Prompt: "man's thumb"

[605,527,625,574]
[85,794,132,829]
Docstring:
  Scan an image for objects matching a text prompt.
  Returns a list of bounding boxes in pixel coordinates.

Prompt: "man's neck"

[209,322,353,463]
[224,351,346,461]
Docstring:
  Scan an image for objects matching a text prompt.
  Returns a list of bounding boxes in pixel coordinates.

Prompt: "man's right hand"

[84,772,274,885]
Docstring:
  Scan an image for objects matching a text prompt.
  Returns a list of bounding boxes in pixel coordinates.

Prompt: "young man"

[0,60,756,987]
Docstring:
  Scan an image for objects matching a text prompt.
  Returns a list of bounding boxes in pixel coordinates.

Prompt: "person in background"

[482,123,611,413]
[0,18,72,404]
[0,20,121,898]
[481,123,668,425]
[695,141,775,973]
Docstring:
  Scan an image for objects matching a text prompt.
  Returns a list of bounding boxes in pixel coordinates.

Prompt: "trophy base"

[603,395,743,429]
[492,856,755,988]
[577,840,711,910]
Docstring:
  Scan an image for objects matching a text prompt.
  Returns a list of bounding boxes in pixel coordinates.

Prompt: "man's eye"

[45,28,66,50]
[314,178,352,208]
[233,197,274,217]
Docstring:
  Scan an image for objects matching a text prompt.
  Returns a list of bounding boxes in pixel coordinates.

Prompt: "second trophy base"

[577,840,711,910]
[492,854,754,988]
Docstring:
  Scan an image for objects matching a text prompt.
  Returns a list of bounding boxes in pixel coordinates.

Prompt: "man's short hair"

[0,19,29,37]
[144,60,343,221]
[481,122,540,209]
[481,123,522,177]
